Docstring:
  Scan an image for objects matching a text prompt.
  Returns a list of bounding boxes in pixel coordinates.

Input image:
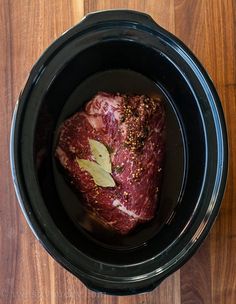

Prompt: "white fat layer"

[81,113,105,129]
[87,97,121,121]
[112,199,140,219]
[56,147,68,167]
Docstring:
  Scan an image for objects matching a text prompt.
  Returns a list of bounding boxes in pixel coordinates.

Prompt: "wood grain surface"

[0,0,235,303]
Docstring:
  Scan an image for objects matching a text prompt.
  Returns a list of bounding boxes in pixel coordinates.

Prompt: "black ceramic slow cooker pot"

[10,10,228,295]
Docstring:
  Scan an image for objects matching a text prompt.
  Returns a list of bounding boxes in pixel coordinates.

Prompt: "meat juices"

[55,92,165,234]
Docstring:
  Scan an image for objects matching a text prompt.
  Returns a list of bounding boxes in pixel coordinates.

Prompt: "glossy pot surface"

[10,10,228,295]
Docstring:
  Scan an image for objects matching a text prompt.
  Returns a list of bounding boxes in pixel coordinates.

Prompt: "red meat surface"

[55,92,165,234]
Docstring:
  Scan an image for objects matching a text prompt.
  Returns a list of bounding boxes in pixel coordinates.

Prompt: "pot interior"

[34,40,206,264]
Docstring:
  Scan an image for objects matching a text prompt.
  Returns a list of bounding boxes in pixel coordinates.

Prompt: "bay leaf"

[76,159,115,187]
[89,139,112,173]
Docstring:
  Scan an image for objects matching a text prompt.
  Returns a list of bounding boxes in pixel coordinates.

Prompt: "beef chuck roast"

[55,92,165,234]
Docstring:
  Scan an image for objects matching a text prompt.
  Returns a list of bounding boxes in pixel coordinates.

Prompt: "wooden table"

[0,1,235,303]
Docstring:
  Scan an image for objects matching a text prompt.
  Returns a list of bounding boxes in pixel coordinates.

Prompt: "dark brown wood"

[0,0,235,303]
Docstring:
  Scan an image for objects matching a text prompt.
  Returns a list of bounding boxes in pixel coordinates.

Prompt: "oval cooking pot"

[10,10,228,295]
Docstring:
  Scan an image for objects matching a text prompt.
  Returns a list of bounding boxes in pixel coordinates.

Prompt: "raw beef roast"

[55,92,165,234]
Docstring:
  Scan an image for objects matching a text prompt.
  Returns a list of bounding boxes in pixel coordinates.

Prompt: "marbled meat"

[55,92,165,234]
